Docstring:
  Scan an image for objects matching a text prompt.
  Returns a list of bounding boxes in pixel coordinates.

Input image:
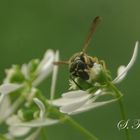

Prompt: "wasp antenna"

[82,16,102,52]
[53,61,69,65]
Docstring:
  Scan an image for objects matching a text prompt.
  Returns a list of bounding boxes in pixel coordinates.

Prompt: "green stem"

[109,82,131,140]
[65,116,98,140]
[42,128,48,140]
[41,98,99,140]
[118,98,131,140]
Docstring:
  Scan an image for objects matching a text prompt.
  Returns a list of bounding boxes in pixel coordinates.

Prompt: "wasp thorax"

[69,52,94,80]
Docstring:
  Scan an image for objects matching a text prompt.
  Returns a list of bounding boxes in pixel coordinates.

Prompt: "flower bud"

[4,65,25,83]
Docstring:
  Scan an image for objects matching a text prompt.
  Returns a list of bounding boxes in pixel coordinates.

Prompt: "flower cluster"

[0,41,139,140]
[0,49,60,139]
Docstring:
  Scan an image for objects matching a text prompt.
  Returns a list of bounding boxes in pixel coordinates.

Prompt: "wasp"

[54,16,106,81]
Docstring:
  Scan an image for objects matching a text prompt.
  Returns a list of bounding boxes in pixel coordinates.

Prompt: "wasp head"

[69,52,94,80]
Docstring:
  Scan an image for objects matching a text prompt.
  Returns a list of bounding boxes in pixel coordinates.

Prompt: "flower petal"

[52,89,103,107]
[13,118,59,127]
[33,49,55,86]
[62,90,88,98]
[6,115,31,137]
[62,89,111,114]
[3,95,25,122]
[6,115,21,125]
[0,83,23,103]
[70,98,119,115]
[0,96,11,123]
[52,96,88,107]
[38,50,55,72]
[0,94,4,103]
[25,129,41,140]
[60,94,91,114]
[113,41,139,84]
[8,126,31,137]
[0,83,22,95]
[21,64,29,79]
[115,65,127,83]
[33,98,45,119]
[52,90,90,106]
[50,50,59,100]
[94,89,102,96]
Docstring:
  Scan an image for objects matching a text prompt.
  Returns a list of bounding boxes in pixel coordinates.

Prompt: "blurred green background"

[0,0,140,140]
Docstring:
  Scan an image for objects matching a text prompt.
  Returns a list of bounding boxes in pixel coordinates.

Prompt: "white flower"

[0,83,23,103]
[33,49,56,86]
[113,41,139,84]
[0,49,56,102]
[52,41,139,114]
[13,118,59,128]
[52,89,119,115]
[0,49,58,123]
[0,83,24,123]
[33,98,46,119]
[6,115,31,138]
[6,98,59,138]
[0,96,11,123]
[50,50,59,101]
[5,50,60,138]
[4,49,56,87]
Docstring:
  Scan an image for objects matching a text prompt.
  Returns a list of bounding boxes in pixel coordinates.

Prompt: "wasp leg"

[99,60,107,70]
[70,75,83,90]
[92,57,99,63]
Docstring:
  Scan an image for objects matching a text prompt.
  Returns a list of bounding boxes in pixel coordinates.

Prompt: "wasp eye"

[76,60,87,69]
